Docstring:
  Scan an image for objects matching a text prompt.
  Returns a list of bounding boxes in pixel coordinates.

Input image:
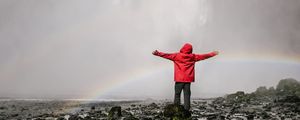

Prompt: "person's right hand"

[152,50,158,55]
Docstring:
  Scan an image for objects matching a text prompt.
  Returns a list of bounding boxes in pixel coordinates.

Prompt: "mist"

[0,0,300,99]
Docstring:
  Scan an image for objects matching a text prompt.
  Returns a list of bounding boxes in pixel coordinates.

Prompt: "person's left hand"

[213,51,219,55]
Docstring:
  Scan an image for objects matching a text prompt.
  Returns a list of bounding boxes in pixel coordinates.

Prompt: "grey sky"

[0,0,299,99]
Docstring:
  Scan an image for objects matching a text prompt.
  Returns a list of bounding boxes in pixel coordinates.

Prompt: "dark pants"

[174,82,191,110]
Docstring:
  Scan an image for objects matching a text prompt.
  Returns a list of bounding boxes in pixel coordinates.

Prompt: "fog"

[0,0,299,99]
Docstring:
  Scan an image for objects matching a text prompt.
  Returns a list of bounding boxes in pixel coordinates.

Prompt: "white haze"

[0,0,299,99]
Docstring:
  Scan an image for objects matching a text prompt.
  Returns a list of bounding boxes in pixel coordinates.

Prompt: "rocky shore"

[0,78,299,120]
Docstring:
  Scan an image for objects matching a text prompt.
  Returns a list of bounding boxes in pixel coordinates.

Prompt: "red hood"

[180,43,193,54]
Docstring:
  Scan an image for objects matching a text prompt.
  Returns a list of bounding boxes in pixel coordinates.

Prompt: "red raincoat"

[153,43,217,82]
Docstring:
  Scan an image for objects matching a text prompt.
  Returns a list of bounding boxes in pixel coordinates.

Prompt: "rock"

[0,106,7,110]
[276,78,300,97]
[57,116,66,120]
[140,116,153,120]
[64,115,70,120]
[121,110,133,117]
[148,103,159,109]
[225,91,251,104]
[78,113,88,119]
[123,115,139,120]
[68,114,81,120]
[163,104,191,119]
[255,86,268,93]
[260,111,271,119]
[89,110,107,118]
[131,104,136,107]
[45,117,56,120]
[278,95,300,103]
[247,113,255,120]
[108,106,122,120]
[212,97,225,105]
[91,106,96,111]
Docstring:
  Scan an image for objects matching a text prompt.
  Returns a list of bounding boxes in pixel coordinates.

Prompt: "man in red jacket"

[152,43,218,110]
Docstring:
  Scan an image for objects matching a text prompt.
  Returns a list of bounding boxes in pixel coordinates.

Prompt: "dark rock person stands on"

[153,43,219,110]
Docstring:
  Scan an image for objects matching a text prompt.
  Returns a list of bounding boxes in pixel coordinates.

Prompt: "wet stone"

[91,106,96,111]
[68,114,81,120]
[108,106,122,120]
[163,104,191,119]
[148,103,159,109]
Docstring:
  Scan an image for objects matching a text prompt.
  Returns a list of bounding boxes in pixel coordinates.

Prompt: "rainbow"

[82,63,170,100]
[57,52,300,114]
[41,41,299,115]
[82,52,300,100]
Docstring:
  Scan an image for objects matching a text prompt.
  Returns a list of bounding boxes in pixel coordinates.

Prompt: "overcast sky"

[0,0,300,99]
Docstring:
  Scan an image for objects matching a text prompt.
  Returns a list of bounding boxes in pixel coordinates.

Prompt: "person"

[152,43,218,110]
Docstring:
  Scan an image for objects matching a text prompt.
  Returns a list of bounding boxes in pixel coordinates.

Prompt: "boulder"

[163,104,191,120]
[108,106,122,120]
[148,103,159,109]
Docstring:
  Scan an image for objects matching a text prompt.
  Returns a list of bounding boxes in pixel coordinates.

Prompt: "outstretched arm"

[152,50,176,61]
[194,51,219,62]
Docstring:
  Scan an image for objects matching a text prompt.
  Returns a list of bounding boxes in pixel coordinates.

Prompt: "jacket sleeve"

[153,51,177,61]
[194,52,217,62]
